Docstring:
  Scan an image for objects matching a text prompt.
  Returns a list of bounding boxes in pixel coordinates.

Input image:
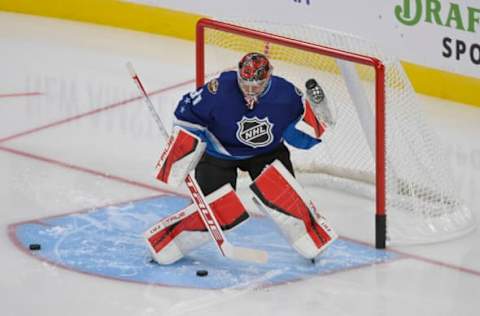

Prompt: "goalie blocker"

[155,126,206,188]
[305,78,336,128]
[145,184,249,265]
[250,160,337,259]
[290,79,334,143]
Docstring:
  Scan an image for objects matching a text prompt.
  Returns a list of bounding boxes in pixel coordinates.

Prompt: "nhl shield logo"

[236,116,274,148]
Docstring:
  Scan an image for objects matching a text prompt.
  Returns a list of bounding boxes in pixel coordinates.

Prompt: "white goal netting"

[198,18,476,245]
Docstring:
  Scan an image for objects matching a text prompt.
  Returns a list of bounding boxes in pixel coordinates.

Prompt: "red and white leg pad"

[155,126,206,188]
[250,160,337,259]
[144,184,249,265]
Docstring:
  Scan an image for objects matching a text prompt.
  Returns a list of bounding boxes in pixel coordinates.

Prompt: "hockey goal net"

[195,18,475,248]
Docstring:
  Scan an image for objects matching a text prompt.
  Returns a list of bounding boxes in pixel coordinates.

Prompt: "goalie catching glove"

[250,160,337,259]
[144,184,249,265]
[155,126,206,188]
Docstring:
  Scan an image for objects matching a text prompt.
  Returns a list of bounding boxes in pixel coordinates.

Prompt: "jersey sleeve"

[283,120,322,149]
[173,85,215,141]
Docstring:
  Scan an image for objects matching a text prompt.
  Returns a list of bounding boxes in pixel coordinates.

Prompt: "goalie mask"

[237,52,272,109]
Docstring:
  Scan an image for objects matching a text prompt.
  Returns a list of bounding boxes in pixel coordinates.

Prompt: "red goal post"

[195,17,387,249]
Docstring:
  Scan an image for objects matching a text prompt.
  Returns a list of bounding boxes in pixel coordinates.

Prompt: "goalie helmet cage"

[195,18,475,248]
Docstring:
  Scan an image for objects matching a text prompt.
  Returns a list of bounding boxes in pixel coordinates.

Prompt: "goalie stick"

[126,62,268,264]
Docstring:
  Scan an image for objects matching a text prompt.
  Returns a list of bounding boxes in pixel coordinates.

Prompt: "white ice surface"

[1,12,480,316]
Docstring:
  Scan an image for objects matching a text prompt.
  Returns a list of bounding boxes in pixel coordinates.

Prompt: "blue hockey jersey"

[174,71,322,160]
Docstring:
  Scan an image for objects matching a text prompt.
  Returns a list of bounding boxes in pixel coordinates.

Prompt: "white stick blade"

[222,242,269,264]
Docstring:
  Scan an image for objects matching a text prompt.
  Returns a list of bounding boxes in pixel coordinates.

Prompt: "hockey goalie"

[144,52,337,263]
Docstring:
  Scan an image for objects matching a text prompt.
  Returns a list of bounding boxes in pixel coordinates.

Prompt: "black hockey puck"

[196,270,208,277]
[29,244,41,251]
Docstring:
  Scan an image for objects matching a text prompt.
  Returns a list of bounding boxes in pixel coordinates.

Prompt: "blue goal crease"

[10,195,400,289]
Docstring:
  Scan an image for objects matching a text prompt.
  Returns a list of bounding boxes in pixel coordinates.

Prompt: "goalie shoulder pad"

[144,184,249,265]
[250,160,337,259]
[155,126,206,188]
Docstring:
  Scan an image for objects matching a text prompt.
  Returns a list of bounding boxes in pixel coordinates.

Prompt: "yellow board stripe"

[1,0,479,107]
[402,62,480,107]
[0,0,202,40]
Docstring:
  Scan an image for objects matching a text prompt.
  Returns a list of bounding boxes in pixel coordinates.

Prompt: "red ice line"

[340,236,480,277]
[0,92,43,99]
[0,78,193,200]
[1,77,479,278]
[0,145,172,194]
[389,247,480,277]
[0,78,195,144]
